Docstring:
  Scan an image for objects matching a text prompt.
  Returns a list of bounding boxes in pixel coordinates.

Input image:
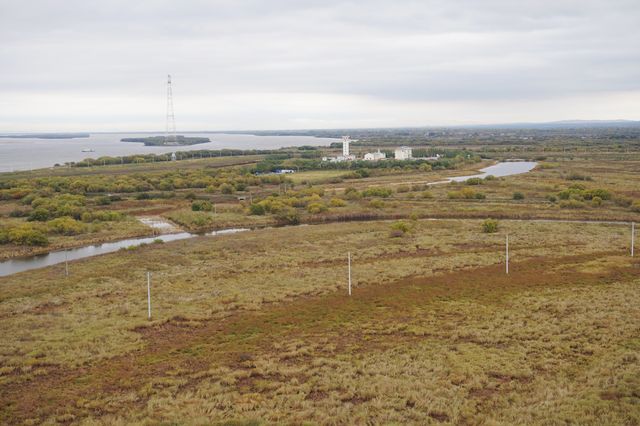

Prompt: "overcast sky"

[1,0,639,132]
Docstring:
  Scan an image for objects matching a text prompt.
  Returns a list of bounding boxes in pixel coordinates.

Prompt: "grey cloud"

[0,0,638,129]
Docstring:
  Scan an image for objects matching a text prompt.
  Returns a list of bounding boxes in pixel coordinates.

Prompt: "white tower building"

[342,136,350,156]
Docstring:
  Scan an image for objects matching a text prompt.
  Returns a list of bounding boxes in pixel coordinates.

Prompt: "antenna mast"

[165,74,177,144]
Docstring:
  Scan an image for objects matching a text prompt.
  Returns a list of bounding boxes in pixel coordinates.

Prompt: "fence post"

[348,252,352,296]
[147,272,152,320]
[506,234,509,274]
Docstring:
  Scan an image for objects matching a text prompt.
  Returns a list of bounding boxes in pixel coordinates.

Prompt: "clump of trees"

[254,150,481,174]
[555,184,617,210]
[0,224,49,246]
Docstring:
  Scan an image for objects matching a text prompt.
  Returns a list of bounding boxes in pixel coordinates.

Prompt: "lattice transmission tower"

[165,74,177,144]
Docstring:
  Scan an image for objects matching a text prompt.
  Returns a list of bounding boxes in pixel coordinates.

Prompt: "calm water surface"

[0,229,248,277]
[0,133,338,172]
[448,161,538,182]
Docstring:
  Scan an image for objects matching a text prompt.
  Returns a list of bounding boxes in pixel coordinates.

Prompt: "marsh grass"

[1,243,638,424]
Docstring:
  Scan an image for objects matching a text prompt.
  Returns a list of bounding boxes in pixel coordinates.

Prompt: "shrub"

[465,177,484,185]
[390,221,411,237]
[614,196,633,208]
[307,202,328,214]
[513,192,525,200]
[368,199,384,209]
[560,199,586,209]
[248,203,266,215]
[9,209,28,218]
[362,187,393,198]
[482,219,499,233]
[448,188,482,200]
[585,189,611,201]
[7,225,49,246]
[329,198,346,207]
[220,183,235,194]
[0,229,8,244]
[484,175,496,181]
[421,191,434,199]
[566,172,593,181]
[591,196,603,207]
[191,200,213,212]
[47,217,86,235]
[275,207,300,225]
[396,185,411,193]
[28,208,51,222]
[344,187,361,200]
[81,211,123,222]
[96,196,112,205]
[631,201,640,213]
[547,195,557,203]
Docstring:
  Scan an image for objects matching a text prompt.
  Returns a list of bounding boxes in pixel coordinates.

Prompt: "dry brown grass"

[0,218,639,424]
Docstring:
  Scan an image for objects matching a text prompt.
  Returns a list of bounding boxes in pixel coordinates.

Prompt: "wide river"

[0,132,339,172]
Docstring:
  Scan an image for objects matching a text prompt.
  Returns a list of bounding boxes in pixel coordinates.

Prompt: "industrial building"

[364,150,386,161]
[394,146,412,160]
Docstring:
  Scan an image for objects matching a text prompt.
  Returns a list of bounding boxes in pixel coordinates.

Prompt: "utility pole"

[166,74,177,145]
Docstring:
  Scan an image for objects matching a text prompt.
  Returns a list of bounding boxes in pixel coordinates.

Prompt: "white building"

[322,136,356,162]
[364,150,386,161]
[342,136,351,156]
[394,146,412,160]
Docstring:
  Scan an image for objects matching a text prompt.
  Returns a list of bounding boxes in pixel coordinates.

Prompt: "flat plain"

[1,137,639,424]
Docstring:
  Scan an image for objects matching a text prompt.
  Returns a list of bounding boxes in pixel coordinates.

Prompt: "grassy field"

[1,142,640,424]
[287,170,351,184]
[1,153,638,260]
[1,218,638,424]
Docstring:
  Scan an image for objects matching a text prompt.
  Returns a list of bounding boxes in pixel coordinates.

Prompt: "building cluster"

[322,137,440,163]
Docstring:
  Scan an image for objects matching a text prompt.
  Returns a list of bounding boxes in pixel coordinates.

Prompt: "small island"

[120,135,210,146]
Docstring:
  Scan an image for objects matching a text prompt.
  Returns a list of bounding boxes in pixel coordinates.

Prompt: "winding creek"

[0,161,537,277]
